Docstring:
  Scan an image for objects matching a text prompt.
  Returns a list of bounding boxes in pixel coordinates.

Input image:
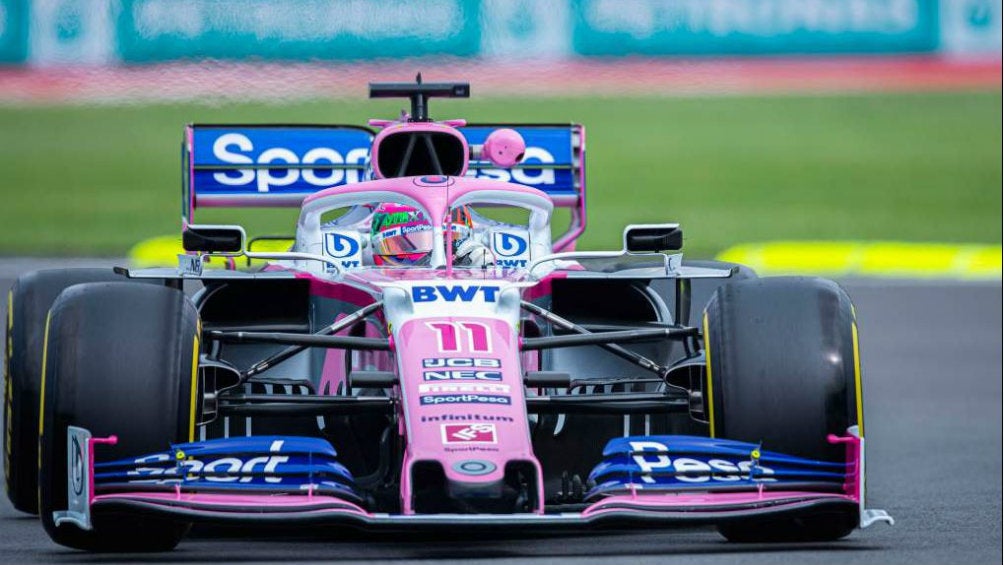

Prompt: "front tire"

[4,269,128,515]
[38,282,198,551]
[703,277,862,542]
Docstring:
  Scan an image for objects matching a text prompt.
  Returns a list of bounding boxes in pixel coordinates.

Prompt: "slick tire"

[39,282,198,551]
[702,277,862,542]
[4,269,131,515]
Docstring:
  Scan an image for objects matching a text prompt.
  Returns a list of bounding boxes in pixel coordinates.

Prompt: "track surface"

[1,259,1001,564]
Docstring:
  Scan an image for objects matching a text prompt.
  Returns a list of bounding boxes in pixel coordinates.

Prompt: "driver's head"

[369,203,476,266]
[370,203,434,266]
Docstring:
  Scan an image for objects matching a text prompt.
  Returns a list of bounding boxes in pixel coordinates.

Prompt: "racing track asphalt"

[0,259,1001,565]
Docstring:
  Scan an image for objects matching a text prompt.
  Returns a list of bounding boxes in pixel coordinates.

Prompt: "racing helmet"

[370,203,475,266]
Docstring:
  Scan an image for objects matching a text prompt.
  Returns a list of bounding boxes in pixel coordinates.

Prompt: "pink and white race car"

[4,78,891,551]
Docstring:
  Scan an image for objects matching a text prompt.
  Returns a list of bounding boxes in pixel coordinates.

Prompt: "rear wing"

[183,123,586,250]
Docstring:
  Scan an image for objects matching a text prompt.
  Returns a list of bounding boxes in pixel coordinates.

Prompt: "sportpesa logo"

[203,131,560,193]
[209,133,369,192]
[629,441,776,484]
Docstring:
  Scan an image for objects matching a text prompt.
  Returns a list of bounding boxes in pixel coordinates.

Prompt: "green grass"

[0,91,1000,258]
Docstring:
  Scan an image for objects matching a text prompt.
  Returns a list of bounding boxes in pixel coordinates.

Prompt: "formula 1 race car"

[4,78,891,551]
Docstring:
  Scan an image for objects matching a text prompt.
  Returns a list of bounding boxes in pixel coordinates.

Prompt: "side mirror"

[183,225,246,253]
[624,224,683,252]
[482,128,526,168]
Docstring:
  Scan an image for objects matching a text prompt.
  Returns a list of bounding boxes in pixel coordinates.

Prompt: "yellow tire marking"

[37,312,51,438]
[851,321,864,437]
[188,325,200,442]
[36,311,51,509]
[703,312,715,438]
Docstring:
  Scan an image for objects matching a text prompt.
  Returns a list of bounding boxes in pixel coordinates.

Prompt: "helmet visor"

[372,223,435,256]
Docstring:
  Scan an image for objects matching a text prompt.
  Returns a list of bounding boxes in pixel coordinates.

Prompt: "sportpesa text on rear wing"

[182,123,587,251]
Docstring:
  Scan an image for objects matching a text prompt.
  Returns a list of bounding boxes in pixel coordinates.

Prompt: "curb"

[716,241,1002,280]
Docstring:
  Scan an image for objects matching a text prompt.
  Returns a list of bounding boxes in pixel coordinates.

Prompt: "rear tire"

[4,269,128,515]
[39,282,198,551]
[703,277,862,542]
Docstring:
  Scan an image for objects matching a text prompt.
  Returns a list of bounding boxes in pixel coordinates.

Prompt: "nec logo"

[422,370,504,381]
[412,285,500,303]
[323,232,361,268]
[211,133,368,192]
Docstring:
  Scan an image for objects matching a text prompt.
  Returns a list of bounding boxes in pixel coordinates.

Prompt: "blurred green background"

[0,90,1000,258]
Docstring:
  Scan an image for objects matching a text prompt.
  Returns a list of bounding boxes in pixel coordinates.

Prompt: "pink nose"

[483,128,526,168]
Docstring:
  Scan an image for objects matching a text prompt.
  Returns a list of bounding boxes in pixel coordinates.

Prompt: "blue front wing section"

[94,436,360,501]
[587,435,850,501]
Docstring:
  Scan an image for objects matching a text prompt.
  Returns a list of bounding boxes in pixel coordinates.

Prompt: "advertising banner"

[939,0,1002,54]
[571,0,941,56]
[9,0,1002,66]
[117,0,480,62]
[0,0,27,63]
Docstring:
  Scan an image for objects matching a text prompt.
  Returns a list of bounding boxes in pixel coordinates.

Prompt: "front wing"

[55,426,893,532]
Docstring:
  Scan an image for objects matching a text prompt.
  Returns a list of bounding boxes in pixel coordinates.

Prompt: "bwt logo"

[211,133,369,192]
[412,285,500,303]
[468,147,556,185]
[324,232,361,268]
[492,232,529,268]
[493,233,528,257]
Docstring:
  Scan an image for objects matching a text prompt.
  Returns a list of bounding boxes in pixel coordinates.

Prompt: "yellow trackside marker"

[129,235,185,268]
[129,234,294,269]
[188,331,200,442]
[703,312,715,438]
[717,241,1002,279]
[851,322,865,437]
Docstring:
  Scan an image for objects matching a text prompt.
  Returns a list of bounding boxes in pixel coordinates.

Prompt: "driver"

[369,203,495,267]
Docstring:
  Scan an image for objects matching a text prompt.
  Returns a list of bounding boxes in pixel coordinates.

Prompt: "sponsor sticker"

[629,440,776,484]
[418,383,511,394]
[412,285,500,303]
[442,423,497,444]
[422,358,501,368]
[70,436,85,496]
[420,394,511,406]
[422,369,503,382]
